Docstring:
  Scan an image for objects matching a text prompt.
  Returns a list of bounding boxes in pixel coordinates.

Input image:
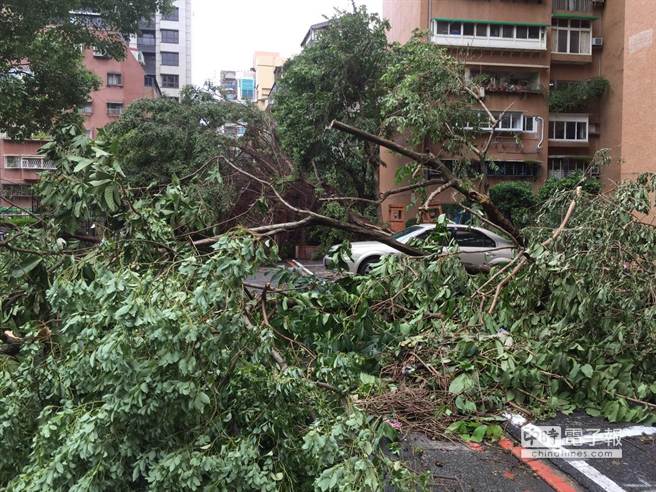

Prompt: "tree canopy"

[273,7,390,201]
[0,0,171,138]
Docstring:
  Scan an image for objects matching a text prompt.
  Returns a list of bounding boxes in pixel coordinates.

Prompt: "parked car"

[324,223,515,274]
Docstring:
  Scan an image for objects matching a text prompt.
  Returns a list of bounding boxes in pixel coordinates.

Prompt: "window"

[107,73,122,86]
[432,20,545,49]
[5,156,55,170]
[107,102,124,117]
[144,74,157,87]
[0,184,34,198]
[552,18,591,54]
[451,229,496,248]
[92,47,109,58]
[466,111,525,132]
[161,51,179,66]
[548,157,597,178]
[137,31,156,47]
[79,103,93,115]
[549,115,588,141]
[161,7,179,21]
[487,161,537,177]
[161,29,179,44]
[143,53,156,73]
[523,116,536,132]
[5,156,21,169]
[161,74,179,88]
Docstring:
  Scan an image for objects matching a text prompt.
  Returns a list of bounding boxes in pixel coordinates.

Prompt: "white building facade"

[131,0,192,99]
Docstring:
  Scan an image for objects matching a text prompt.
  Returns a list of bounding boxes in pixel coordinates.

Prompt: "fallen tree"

[1,28,655,492]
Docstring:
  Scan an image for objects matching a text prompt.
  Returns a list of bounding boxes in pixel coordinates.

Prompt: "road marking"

[498,438,580,492]
[505,413,628,492]
[289,259,314,276]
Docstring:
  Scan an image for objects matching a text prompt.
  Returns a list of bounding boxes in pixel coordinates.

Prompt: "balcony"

[548,114,590,146]
[469,68,543,95]
[552,0,593,14]
[4,156,56,170]
[432,19,547,52]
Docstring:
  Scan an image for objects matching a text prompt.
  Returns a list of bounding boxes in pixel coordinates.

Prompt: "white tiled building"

[131,0,192,99]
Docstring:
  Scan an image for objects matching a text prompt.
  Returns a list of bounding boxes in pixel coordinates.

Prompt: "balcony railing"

[5,156,56,170]
[553,0,592,12]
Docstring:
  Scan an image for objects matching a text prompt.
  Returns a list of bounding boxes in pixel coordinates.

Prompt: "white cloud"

[191,0,383,85]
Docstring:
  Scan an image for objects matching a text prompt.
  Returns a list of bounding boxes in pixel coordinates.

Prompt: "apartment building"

[253,51,285,110]
[0,45,156,212]
[219,70,256,103]
[132,0,192,99]
[381,0,656,229]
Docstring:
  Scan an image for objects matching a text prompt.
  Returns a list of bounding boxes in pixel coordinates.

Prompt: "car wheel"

[357,256,381,275]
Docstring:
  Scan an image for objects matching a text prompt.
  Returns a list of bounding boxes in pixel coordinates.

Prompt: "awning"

[434,18,549,27]
[552,13,598,20]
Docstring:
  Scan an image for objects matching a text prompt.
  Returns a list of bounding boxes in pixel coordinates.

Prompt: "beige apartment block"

[252,51,285,110]
[381,0,656,229]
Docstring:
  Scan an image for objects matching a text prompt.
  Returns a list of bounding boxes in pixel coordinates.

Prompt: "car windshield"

[391,225,425,242]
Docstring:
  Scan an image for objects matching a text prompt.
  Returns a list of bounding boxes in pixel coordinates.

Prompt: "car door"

[449,227,497,270]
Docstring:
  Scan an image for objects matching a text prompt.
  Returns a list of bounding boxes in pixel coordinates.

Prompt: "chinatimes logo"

[520,425,622,459]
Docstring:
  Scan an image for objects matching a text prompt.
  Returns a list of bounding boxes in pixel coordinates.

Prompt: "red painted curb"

[498,438,580,492]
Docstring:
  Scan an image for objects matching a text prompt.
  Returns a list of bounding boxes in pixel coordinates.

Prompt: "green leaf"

[580,364,594,378]
[449,373,474,395]
[11,257,43,278]
[469,424,488,443]
[104,186,118,212]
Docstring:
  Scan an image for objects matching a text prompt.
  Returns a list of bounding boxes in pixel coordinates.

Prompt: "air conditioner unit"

[589,122,601,136]
[592,37,604,47]
[592,0,605,6]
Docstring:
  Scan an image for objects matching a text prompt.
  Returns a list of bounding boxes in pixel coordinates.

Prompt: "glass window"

[161,7,179,21]
[161,74,179,88]
[161,29,179,44]
[107,102,123,116]
[502,25,514,38]
[476,23,487,36]
[569,30,580,53]
[566,121,577,139]
[143,53,156,72]
[523,116,535,132]
[490,25,501,37]
[144,74,157,87]
[463,23,474,36]
[451,229,496,248]
[528,26,540,39]
[516,26,528,39]
[557,29,568,51]
[436,21,449,35]
[161,51,179,66]
[449,22,462,35]
[577,122,588,140]
[107,73,122,86]
[391,225,424,241]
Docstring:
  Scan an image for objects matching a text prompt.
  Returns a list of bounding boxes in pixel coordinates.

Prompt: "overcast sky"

[191,0,383,86]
